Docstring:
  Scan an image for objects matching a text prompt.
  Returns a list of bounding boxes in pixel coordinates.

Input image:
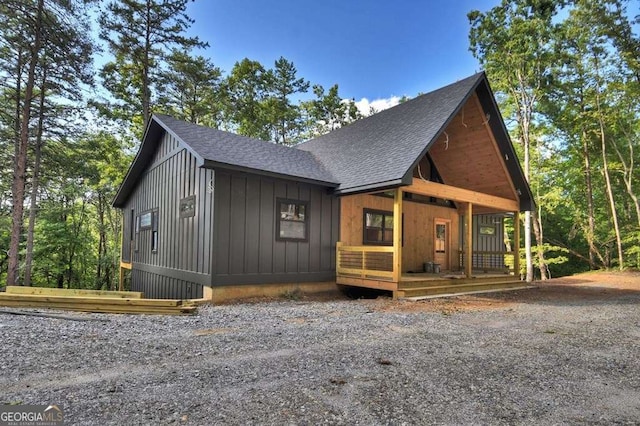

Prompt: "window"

[180,195,196,218]
[139,211,152,230]
[277,199,308,241]
[151,210,159,252]
[363,209,394,245]
[135,209,158,253]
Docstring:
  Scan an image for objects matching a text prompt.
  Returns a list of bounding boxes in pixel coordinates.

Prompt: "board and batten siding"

[123,131,213,299]
[212,171,339,285]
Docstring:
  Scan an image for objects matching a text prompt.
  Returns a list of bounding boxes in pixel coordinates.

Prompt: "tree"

[99,0,207,133]
[1,0,95,286]
[220,58,270,139]
[263,57,309,145]
[469,0,559,281]
[157,49,222,127]
[302,84,362,138]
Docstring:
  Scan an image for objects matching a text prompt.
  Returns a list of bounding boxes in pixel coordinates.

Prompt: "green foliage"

[157,50,222,127]
[301,84,362,138]
[471,0,640,275]
[99,0,207,134]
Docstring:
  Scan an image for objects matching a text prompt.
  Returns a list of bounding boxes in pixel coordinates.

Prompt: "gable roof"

[112,115,338,207]
[113,72,533,211]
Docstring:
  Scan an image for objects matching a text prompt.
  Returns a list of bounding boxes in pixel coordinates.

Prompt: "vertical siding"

[458,214,506,269]
[123,131,211,299]
[212,171,339,285]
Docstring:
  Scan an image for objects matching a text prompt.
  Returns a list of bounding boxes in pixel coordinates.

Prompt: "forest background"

[1,0,638,289]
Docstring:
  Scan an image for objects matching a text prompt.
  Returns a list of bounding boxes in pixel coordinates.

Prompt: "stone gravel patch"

[1,276,639,425]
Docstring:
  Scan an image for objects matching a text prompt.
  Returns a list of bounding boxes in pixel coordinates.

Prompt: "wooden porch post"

[465,202,473,278]
[513,211,520,279]
[392,188,403,282]
[119,266,124,291]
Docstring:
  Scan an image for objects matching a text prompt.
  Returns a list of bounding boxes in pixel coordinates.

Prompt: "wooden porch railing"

[458,250,517,273]
[336,242,394,280]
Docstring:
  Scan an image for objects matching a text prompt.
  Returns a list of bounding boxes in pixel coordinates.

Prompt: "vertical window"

[363,209,394,245]
[276,198,308,241]
[134,209,158,253]
[151,210,159,252]
[435,223,446,253]
[134,214,140,252]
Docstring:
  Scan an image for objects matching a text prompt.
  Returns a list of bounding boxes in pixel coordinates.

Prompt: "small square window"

[277,199,308,241]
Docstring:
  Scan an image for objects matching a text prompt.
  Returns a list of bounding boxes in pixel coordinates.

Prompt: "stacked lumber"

[0,286,196,315]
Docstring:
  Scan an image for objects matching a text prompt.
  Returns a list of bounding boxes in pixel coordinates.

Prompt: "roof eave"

[203,160,339,188]
[333,178,407,196]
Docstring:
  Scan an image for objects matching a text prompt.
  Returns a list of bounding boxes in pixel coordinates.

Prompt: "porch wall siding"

[340,193,460,273]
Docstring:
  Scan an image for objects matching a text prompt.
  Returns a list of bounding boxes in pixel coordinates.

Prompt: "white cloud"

[354,96,402,116]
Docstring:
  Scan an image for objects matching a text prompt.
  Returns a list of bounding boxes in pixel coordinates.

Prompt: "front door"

[434,219,450,271]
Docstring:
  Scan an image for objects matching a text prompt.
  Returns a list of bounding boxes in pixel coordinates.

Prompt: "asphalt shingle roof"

[115,71,533,209]
[154,114,339,185]
[297,72,483,193]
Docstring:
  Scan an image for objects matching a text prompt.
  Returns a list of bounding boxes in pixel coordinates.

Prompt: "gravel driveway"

[1,273,639,425]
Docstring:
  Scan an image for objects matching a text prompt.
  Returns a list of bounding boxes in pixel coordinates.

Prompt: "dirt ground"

[260,270,640,315]
[375,270,640,314]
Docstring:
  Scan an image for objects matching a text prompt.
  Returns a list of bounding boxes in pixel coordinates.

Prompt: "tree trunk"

[581,128,599,269]
[611,131,640,228]
[594,57,624,269]
[24,66,47,287]
[95,194,107,290]
[532,209,548,280]
[7,0,45,286]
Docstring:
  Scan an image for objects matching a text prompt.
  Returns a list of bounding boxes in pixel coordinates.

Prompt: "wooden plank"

[0,293,196,315]
[0,294,187,307]
[514,211,520,277]
[336,276,398,291]
[465,203,473,278]
[6,286,143,299]
[338,245,394,253]
[392,188,403,282]
[409,178,519,212]
[337,267,394,277]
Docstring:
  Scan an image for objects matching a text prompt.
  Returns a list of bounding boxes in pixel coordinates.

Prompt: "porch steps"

[396,280,531,299]
[399,274,516,289]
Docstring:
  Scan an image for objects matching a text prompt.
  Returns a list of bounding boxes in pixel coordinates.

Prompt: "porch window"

[363,209,394,245]
[277,199,308,241]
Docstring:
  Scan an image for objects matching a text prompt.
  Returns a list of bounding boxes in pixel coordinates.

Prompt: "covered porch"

[336,178,524,299]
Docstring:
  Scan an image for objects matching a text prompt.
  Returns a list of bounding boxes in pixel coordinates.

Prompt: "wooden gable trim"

[408,178,520,212]
[471,94,519,201]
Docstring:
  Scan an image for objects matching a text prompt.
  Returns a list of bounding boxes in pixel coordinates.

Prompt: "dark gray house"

[113,72,533,301]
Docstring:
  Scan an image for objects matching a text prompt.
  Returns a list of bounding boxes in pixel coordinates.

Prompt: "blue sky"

[184,0,499,108]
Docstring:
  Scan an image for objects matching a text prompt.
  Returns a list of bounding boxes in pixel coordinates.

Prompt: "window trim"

[363,208,394,246]
[362,208,404,246]
[276,198,309,242]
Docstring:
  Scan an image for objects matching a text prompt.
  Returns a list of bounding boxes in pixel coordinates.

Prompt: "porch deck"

[336,272,529,299]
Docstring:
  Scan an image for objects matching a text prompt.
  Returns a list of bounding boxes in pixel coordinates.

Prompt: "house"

[113,72,533,301]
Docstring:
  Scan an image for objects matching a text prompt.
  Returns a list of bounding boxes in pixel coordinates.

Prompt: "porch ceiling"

[427,93,518,209]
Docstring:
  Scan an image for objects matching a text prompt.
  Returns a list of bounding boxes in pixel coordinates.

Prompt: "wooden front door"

[434,219,450,271]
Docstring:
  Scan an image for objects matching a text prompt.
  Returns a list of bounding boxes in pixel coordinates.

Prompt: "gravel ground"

[1,272,639,425]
